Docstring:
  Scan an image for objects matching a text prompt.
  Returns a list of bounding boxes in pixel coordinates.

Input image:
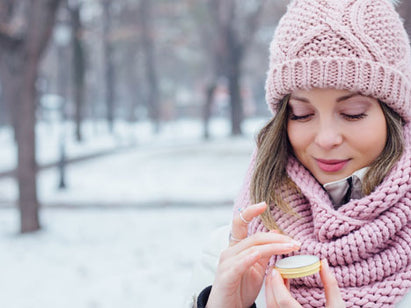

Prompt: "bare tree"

[207,0,266,136]
[203,82,217,139]
[115,1,143,123]
[0,0,20,137]
[189,2,219,139]
[139,0,160,133]
[69,1,86,142]
[123,37,142,123]
[102,0,116,132]
[0,0,62,233]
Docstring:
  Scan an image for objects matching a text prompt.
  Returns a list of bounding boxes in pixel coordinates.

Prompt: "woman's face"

[287,88,387,185]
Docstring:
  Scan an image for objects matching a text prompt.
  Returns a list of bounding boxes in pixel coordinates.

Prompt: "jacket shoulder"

[184,225,230,307]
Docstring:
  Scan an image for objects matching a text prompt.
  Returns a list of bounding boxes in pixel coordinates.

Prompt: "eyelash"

[289,114,313,121]
[341,113,367,120]
[289,113,368,121]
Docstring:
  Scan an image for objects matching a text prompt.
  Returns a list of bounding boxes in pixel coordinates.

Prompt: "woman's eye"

[289,114,313,121]
[342,113,367,120]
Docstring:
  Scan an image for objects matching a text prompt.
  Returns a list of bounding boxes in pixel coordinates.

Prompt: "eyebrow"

[290,92,363,103]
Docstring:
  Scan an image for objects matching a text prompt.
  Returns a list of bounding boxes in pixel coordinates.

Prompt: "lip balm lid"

[276,255,319,269]
[275,255,320,279]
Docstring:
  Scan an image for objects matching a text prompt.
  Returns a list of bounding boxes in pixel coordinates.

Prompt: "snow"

[0,117,269,308]
[0,118,266,206]
[0,207,231,307]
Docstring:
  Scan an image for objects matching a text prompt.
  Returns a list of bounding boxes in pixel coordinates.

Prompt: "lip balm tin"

[275,255,321,279]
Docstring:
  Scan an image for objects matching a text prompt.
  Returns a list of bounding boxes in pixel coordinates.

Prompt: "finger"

[220,241,300,277]
[217,248,261,285]
[320,259,345,308]
[284,278,290,291]
[265,268,279,308]
[266,269,301,308]
[218,239,299,295]
[245,242,301,259]
[230,201,267,245]
[210,249,262,307]
[230,231,301,255]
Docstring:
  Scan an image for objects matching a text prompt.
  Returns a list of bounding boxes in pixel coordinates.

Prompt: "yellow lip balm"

[275,255,321,279]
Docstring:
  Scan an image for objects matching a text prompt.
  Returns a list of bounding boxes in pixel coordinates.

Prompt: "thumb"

[320,259,346,308]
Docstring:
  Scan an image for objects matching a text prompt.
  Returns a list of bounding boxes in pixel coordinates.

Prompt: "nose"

[314,119,343,150]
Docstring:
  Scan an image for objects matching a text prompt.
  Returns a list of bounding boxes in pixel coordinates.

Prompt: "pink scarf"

[235,123,411,307]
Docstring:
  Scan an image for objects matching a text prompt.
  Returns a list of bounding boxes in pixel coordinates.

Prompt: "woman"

[189,0,411,306]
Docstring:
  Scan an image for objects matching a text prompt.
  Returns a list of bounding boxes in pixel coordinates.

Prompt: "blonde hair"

[250,95,404,230]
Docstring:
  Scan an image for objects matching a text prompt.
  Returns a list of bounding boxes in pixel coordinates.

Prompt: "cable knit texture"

[233,123,411,307]
[265,0,411,123]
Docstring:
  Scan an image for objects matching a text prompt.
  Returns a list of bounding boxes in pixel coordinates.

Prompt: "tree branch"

[0,0,24,51]
[239,0,266,51]
[0,28,23,50]
[208,0,222,31]
[25,0,62,59]
[0,0,15,21]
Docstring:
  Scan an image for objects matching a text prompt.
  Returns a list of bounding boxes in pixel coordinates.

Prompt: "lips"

[315,158,350,172]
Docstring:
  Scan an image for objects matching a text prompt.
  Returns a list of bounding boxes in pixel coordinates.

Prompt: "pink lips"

[315,158,350,172]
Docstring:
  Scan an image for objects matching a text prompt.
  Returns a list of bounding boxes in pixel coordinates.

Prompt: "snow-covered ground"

[0,117,268,308]
[0,118,265,206]
[0,207,231,308]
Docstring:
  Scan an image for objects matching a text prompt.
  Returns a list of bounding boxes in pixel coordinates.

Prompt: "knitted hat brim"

[265,57,411,122]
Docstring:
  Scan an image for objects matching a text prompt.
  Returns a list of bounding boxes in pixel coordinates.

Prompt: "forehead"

[288,88,379,106]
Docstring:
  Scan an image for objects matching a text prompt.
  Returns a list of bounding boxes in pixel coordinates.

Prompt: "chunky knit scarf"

[235,124,411,307]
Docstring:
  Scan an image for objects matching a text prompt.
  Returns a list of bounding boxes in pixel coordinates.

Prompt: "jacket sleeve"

[196,285,257,308]
[185,199,260,307]
[184,225,230,307]
[185,149,259,307]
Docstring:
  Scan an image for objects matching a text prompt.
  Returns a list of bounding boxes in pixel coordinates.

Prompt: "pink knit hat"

[265,0,411,122]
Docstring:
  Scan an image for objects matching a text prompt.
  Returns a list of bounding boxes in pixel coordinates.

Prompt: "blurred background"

[1,0,411,307]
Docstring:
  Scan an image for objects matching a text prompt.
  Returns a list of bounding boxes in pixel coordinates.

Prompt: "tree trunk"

[102,0,115,133]
[206,0,265,136]
[0,0,61,233]
[17,52,40,233]
[227,30,243,136]
[0,55,19,140]
[0,62,10,127]
[228,66,242,136]
[140,0,160,133]
[3,47,41,233]
[1,45,41,234]
[203,81,216,139]
[124,44,140,123]
[71,5,85,142]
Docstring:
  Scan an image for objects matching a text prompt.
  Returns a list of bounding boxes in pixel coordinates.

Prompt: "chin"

[313,171,350,185]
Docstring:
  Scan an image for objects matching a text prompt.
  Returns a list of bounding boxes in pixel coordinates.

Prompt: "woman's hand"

[265,259,346,308]
[206,202,302,308]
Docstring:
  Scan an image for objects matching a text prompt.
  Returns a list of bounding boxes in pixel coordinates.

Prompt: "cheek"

[287,123,311,154]
[348,117,387,156]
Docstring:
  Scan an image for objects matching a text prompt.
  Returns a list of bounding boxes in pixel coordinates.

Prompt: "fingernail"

[291,240,302,247]
[254,201,266,207]
[322,259,329,269]
[272,269,279,277]
[282,243,296,248]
